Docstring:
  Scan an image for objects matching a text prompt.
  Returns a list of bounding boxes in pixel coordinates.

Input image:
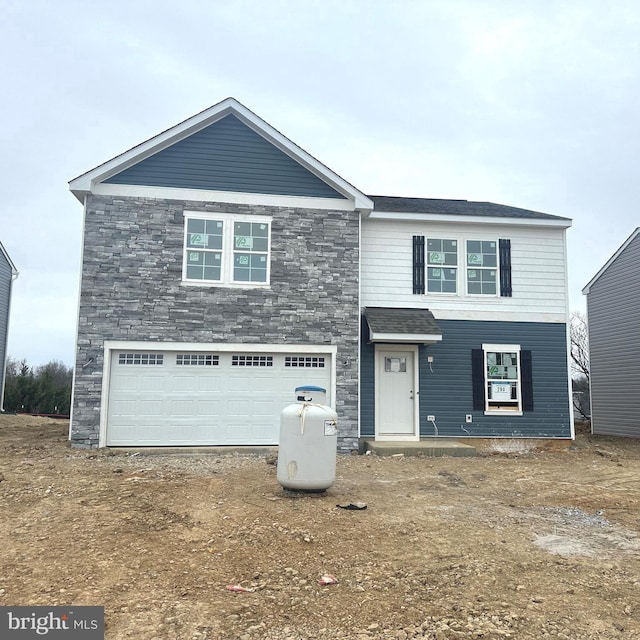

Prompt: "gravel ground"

[1,415,639,639]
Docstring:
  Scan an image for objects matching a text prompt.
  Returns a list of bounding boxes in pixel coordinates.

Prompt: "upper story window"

[233,221,269,283]
[427,239,457,294]
[414,236,509,297]
[183,212,271,287]
[466,240,497,295]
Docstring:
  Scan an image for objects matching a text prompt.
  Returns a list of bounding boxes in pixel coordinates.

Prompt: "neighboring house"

[0,242,18,411]
[68,98,573,449]
[583,228,640,437]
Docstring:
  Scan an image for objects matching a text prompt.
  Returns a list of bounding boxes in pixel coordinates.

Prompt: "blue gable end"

[104,114,346,199]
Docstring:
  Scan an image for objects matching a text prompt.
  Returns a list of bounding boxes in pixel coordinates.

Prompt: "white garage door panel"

[106,349,331,446]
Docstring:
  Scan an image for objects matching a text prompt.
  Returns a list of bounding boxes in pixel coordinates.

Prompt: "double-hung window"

[183,212,271,286]
[466,240,498,295]
[414,237,510,297]
[427,239,457,293]
[483,344,522,413]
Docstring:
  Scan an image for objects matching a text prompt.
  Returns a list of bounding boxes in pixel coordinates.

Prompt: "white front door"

[375,345,419,441]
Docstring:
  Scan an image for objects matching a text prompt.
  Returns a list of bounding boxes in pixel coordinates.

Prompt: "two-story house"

[68,98,573,450]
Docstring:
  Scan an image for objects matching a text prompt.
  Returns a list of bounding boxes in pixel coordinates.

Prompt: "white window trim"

[465,239,500,297]
[421,236,502,298]
[482,343,522,415]
[426,237,459,295]
[182,210,273,288]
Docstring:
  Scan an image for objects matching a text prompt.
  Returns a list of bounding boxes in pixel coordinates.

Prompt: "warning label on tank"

[324,420,337,436]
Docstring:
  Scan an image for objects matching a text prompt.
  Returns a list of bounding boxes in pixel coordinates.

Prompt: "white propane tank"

[276,385,338,492]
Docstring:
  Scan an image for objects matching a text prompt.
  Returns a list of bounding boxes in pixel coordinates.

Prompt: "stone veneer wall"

[71,195,360,451]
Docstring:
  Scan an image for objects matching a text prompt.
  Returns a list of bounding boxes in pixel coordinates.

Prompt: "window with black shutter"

[471,345,533,413]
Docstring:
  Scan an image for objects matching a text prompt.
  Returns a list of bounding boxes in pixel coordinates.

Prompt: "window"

[232,355,273,367]
[176,354,219,366]
[285,356,326,368]
[477,344,522,413]
[118,353,163,365]
[427,238,457,293]
[414,236,511,297]
[183,212,271,286]
[472,346,533,413]
[233,221,269,283]
[466,240,498,295]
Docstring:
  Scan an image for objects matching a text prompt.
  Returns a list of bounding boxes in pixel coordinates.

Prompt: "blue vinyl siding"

[360,319,571,438]
[104,115,346,199]
[360,315,375,435]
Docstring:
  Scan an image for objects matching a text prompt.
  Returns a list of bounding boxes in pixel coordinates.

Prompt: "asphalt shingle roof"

[368,195,569,221]
[364,307,442,336]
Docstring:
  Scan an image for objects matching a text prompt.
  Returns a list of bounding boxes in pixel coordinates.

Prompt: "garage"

[105,345,333,446]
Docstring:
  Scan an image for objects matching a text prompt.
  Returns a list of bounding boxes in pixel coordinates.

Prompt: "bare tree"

[570,311,590,419]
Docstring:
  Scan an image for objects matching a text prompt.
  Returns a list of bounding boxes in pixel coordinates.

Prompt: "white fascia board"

[369,332,442,344]
[582,227,640,294]
[0,242,18,277]
[104,341,337,355]
[69,97,373,211]
[368,210,572,229]
[91,183,359,211]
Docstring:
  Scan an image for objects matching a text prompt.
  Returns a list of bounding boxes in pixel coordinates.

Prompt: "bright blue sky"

[2,0,639,365]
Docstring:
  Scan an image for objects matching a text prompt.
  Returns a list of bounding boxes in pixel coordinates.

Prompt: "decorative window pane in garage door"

[176,354,219,366]
[106,349,331,447]
[118,353,164,365]
[285,356,325,368]
[232,355,273,367]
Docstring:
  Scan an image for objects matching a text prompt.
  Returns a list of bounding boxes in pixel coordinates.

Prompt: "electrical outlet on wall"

[466,414,473,423]
[427,415,435,422]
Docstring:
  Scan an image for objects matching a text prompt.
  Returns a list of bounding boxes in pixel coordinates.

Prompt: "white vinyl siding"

[361,220,568,322]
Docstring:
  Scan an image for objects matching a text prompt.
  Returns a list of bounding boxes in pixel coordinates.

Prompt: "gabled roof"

[582,227,640,294]
[0,242,18,277]
[368,195,571,223]
[69,97,373,210]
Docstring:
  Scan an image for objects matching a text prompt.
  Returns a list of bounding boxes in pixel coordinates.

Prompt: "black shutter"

[471,349,484,411]
[413,235,425,294]
[499,239,512,297]
[521,350,534,412]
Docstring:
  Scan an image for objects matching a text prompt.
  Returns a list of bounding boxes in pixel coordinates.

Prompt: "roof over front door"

[364,307,443,344]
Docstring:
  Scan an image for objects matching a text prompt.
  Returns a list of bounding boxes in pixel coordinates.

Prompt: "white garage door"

[106,349,332,446]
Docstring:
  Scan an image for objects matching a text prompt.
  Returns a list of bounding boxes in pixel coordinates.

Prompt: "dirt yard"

[1,415,639,639]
